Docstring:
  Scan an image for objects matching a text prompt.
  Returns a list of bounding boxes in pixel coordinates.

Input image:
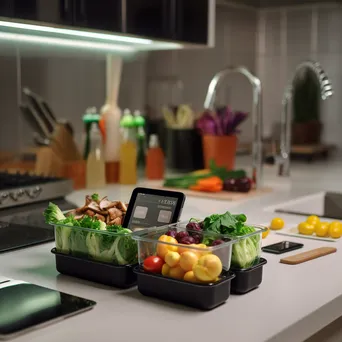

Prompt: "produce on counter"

[262,227,270,239]
[270,217,285,230]
[223,177,252,193]
[189,176,223,193]
[296,215,342,239]
[44,195,137,265]
[66,193,128,226]
[164,160,246,190]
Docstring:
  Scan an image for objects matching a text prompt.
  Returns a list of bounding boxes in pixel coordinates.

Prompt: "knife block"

[35,146,65,177]
[51,123,82,161]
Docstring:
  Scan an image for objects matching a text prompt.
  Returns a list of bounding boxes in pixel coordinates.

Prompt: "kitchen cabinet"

[174,0,210,44]
[126,0,173,40]
[0,0,73,25]
[73,0,122,32]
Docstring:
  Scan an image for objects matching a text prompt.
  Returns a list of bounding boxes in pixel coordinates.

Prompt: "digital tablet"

[0,280,96,340]
[123,187,185,230]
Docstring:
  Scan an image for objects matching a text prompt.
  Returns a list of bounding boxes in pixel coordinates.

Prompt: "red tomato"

[143,256,164,273]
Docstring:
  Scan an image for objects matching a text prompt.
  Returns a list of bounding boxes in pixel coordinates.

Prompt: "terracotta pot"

[202,135,237,170]
[292,121,322,145]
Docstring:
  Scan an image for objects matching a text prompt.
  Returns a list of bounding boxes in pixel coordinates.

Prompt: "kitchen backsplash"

[0,2,341,152]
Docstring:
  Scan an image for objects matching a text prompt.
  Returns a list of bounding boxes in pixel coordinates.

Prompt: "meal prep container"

[134,266,235,310]
[226,225,266,270]
[51,248,137,288]
[231,258,267,294]
[132,222,236,309]
[51,223,138,288]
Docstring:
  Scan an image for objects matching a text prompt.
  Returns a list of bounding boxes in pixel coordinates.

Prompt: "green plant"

[292,69,321,123]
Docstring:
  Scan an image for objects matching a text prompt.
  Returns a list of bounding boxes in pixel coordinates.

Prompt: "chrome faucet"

[279,60,333,176]
[204,66,263,189]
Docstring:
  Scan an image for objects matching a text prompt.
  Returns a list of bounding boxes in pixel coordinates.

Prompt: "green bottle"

[82,107,100,160]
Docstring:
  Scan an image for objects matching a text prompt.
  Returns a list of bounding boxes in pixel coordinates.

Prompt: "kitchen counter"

[2,160,342,342]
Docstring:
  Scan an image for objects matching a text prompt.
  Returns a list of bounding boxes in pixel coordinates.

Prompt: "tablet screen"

[127,193,179,230]
[0,281,96,339]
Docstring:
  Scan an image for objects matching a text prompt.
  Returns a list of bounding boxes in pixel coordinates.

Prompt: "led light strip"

[0,32,135,52]
[0,20,152,45]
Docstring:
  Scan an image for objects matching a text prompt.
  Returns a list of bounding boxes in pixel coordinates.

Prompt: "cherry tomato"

[143,256,164,273]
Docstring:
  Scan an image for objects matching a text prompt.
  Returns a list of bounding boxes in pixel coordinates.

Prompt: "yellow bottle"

[119,129,137,184]
[86,123,106,189]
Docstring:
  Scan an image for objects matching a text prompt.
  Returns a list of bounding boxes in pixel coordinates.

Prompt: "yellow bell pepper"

[157,235,178,259]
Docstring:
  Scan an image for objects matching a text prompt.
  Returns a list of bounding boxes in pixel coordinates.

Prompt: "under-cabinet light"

[0,32,135,53]
[0,20,152,45]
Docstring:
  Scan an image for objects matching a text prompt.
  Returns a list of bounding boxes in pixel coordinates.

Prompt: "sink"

[265,192,342,220]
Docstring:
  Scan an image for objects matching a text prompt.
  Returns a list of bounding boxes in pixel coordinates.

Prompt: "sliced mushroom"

[117,201,127,212]
[85,210,95,217]
[108,207,123,220]
[74,214,84,220]
[85,195,92,206]
[88,201,108,215]
[108,217,122,226]
[99,197,111,210]
[65,209,77,217]
[95,213,105,222]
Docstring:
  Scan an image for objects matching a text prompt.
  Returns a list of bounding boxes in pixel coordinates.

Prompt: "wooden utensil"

[280,247,337,265]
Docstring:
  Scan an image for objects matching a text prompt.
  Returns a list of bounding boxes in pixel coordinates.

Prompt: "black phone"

[123,187,186,230]
[262,241,304,254]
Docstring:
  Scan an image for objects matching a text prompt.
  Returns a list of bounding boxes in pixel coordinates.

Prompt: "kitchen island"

[1,166,342,342]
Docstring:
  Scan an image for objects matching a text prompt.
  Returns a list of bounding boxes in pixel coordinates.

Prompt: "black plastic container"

[166,128,204,172]
[231,258,267,294]
[51,248,137,288]
[134,266,235,310]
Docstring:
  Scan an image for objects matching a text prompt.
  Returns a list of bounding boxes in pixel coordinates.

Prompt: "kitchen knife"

[23,87,55,133]
[23,87,74,136]
[19,104,51,139]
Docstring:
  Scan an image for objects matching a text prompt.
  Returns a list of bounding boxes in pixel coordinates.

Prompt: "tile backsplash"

[0,2,341,152]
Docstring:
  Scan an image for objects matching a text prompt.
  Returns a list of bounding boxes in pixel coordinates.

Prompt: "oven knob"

[25,186,42,199]
[10,189,25,201]
[0,192,9,204]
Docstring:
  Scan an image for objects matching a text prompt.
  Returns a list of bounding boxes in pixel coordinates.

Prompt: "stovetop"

[0,198,76,253]
[0,172,73,210]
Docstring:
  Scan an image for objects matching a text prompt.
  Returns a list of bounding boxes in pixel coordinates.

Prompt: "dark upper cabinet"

[126,0,173,40]
[174,0,210,44]
[126,0,212,44]
[73,0,122,32]
[0,0,73,25]
[0,0,213,45]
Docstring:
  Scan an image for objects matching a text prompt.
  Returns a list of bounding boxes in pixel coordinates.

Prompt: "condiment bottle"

[86,122,106,189]
[134,110,147,168]
[146,134,165,180]
[82,107,100,160]
[119,128,137,185]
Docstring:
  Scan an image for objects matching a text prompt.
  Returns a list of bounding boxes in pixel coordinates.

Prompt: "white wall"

[256,3,342,147]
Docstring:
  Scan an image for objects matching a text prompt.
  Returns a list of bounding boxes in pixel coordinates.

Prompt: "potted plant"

[196,106,248,170]
[292,68,322,145]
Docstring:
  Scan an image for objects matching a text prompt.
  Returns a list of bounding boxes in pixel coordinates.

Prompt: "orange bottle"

[146,134,165,180]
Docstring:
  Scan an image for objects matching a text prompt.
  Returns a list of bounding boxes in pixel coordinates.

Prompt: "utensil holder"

[166,128,204,172]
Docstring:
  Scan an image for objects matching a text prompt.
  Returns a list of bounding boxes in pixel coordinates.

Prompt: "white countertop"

[2,159,342,342]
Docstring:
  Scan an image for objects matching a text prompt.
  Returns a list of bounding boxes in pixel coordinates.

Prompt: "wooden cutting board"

[159,186,272,201]
[280,247,337,265]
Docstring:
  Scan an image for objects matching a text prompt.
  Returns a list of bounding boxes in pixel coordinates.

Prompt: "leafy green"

[44,202,66,224]
[91,193,100,202]
[201,211,260,269]
[47,200,138,265]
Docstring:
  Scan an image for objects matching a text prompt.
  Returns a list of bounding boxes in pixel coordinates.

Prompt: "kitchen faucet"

[204,67,263,189]
[279,60,333,176]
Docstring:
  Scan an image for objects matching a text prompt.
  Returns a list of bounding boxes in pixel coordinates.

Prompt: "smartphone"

[123,187,186,230]
[262,241,304,254]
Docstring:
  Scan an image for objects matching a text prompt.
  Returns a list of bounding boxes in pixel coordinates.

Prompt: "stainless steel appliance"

[0,172,74,253]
